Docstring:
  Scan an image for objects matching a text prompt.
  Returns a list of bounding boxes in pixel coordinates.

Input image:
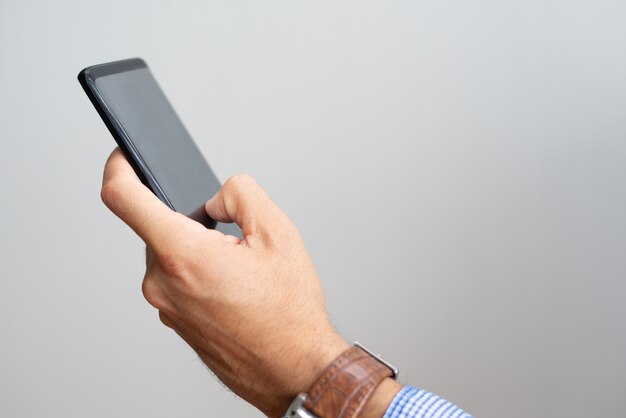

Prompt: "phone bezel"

[78,58,175,210]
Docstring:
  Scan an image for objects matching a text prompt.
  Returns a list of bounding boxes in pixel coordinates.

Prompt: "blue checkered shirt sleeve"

[383,386,473,418]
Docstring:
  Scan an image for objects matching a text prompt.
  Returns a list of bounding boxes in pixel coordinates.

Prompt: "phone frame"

[78,58,174,210]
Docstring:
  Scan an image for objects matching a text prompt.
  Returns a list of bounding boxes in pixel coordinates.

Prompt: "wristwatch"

[283,342,398,418]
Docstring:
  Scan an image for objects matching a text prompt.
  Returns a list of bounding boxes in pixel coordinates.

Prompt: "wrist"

[285,343,399,418]
[274,332,349,415]
[359,378,403,418]
[292,333,350,393]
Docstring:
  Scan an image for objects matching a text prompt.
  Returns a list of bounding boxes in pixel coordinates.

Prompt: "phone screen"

[82,60,241,237]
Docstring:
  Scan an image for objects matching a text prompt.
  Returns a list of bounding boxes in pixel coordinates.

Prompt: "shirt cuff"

[383,386,474,418]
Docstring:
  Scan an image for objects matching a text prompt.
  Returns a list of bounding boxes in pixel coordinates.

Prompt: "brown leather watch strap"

[303,346,394,418]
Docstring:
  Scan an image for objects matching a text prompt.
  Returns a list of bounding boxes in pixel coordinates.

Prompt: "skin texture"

[101,148,401,417]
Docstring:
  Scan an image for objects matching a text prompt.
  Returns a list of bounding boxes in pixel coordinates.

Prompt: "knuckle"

[141,279,164,309]
[100,178,126,211]
[155,249,192,281]
[224,174,257,194]
[158,311,173,328]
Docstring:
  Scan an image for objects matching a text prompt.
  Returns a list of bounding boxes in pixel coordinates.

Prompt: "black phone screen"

[80,59,240,237]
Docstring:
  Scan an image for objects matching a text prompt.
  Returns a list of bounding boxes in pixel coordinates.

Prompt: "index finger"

[101,148,191,249]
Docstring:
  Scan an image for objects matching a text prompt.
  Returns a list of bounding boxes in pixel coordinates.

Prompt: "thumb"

[205,174,293,243]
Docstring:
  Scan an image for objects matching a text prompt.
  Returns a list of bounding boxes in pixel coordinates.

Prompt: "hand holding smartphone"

[78,58,241,237]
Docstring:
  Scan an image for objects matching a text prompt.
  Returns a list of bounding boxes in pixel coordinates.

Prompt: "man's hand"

[101,148,349,416]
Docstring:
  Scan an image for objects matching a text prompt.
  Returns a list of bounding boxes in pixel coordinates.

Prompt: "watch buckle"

[354,341,399,378]
[283,393,317,418]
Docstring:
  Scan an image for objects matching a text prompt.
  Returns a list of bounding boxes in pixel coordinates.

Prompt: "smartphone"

[78,58,241,237]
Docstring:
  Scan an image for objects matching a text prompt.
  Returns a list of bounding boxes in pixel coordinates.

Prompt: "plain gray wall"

[1,1,624,417]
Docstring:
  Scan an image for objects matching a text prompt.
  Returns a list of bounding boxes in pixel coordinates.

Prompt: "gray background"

[1,1,624,417]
